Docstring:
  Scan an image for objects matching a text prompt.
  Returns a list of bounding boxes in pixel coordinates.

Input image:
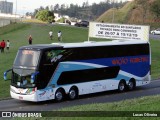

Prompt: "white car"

[151,28,160,35]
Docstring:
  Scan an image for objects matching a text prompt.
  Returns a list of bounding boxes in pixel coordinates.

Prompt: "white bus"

[4,40,151,102]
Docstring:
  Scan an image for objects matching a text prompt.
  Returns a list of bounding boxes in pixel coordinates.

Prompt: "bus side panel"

[49,55,150,85]
[75,55,150,78]
[68,79,120,95]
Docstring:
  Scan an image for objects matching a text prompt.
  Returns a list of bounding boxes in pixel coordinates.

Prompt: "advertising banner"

[89,22,150,41]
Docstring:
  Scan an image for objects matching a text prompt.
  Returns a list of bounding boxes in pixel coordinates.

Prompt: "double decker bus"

[4,40,151,102]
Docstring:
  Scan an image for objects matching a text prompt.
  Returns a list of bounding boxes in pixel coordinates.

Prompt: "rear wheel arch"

[68,86,79,100]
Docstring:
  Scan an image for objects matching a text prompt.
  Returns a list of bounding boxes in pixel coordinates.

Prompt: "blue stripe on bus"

[74,55,150,77]
[49,55,150,85]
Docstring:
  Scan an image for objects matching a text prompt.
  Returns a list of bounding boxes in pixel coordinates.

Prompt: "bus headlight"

[10,87,16,93]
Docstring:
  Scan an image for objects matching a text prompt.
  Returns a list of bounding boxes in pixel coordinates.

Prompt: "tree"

[26,12,33,16]
[50,5,54,12]
[54,4,60,12]
[35,10,55,22]
[150,0,160,19]
[33,9,39,16]
[48,16,54,23]
[39,6,45,11]
[32,1,126,21]
[45,6,49,11]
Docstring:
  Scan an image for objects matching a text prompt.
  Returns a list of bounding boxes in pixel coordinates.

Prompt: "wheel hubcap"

[119,83,124,91]
[56,91,62,101]
[69,90,76,99]
[129,82,133,89]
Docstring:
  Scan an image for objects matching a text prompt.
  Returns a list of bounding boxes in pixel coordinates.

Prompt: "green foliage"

[48,16,53,23]
[32,1,126,21]
[150,0,160,18]
[35,10,54,22]
[57,17,65,23]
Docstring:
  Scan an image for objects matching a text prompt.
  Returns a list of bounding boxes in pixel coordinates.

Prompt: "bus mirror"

[31,72,39,83]
[4,69,12,81]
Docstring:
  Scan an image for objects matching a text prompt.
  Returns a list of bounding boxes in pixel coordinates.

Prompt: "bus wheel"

[118,80,126,92]
[55,89,64,102]
[128,79,135,91]
[68,87,78,100]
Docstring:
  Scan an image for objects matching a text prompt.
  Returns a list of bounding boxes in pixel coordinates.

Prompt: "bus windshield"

[12,72,36,88]
[14,50,40,67]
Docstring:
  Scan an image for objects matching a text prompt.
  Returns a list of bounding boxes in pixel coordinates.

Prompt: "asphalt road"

[150,34,160,40]
[0,80,160,111]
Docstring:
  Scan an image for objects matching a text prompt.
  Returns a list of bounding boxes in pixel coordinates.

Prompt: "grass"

[0,22,160,100]
[0,22,160,120]
[14,95,160,120]
[22,19,47,24]
[150,40,160,79]
[60,95,160,111]
[54,95,160,120]
[0,23,88,100]
[0,23,29,35]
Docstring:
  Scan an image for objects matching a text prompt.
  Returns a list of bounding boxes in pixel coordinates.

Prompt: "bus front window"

[14,50,40,67]
[12,72,36,88]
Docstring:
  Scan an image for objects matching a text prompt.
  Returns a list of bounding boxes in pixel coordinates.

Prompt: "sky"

[3,0,130,14]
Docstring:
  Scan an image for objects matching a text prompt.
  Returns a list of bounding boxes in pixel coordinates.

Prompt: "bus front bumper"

[10,91,38,102]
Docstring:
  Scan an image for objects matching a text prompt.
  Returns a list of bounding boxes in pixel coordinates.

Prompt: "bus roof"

[19,44,62,50]
[61,40,149,48]
[19,40,149,50]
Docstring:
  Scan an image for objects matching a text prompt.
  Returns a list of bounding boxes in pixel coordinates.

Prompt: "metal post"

[15,0,17,22]
[112,0,115,23]
[15,0,17,14]
[5,0,7,14]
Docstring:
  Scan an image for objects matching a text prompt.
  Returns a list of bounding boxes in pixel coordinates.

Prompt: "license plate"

[19,96,23,100]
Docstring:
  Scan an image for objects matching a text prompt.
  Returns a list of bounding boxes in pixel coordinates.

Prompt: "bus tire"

[118,80,126,92]
[68,87,78,100]
[128,79,136,91]
[55,88,65,102]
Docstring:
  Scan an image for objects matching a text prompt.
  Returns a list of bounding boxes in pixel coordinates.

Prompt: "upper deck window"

[14,50,40,67]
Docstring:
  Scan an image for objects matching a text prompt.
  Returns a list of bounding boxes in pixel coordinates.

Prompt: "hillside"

[96,0,158,28]
[97,1,134,23]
